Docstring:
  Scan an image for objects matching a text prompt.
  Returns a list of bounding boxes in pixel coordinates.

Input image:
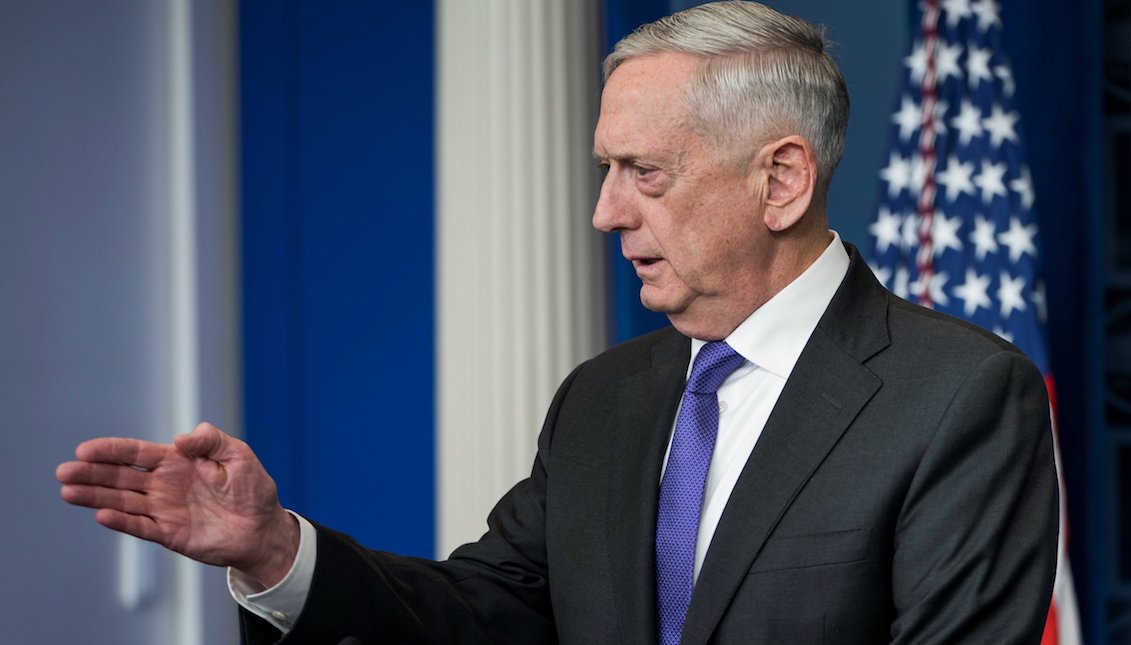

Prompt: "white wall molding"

[166,0,205,638]
[437,0,606,557]
[166,0,240,643]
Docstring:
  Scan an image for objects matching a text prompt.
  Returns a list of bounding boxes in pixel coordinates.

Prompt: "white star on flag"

[950,99,984,146]
[931,211,964,257]
[1010,166,1035,210]
[983,104,1020,147]
[869,207,903,253]
[892,96,921,142]
[936,155,977,201]
[905,42,927,84]
[997,271,1027,317]
[970,215,1000,260]
[973,160,1008,203]
[941,0,973,27]
[997,215,1038,262]
[970,0,1002,31]
[936,41,965,84]
[966,45,994,88]
[880,152,913,197]
[953,268,992,316]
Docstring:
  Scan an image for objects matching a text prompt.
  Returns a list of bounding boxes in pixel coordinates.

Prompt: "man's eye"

[634,165,657,178]
[595,161,610,174]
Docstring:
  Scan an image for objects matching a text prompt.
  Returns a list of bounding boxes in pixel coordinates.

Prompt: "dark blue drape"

[240,0,435,557]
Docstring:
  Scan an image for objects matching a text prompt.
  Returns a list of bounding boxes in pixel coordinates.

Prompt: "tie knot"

[685,341,745,394]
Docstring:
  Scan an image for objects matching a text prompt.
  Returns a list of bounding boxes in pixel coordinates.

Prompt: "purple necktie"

[656,341,746,645]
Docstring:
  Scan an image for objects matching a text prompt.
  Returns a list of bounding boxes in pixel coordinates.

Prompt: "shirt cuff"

[227,510,317,633]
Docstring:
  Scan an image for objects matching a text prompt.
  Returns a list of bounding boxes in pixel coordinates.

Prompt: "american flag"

[867,0,1082,642]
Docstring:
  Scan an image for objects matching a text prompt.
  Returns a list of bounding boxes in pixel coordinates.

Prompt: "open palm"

[57,423,298,587]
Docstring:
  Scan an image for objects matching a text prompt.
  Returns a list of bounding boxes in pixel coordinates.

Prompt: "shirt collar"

[690,231,850,381]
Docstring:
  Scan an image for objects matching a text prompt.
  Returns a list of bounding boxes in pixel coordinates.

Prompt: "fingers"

[94,508,165,544]
[61,484,170,547]
[74,437,169,469]
[173,422,244,461]
[68,423,242,470]
[60,484,151,516]
[56,461,151,491]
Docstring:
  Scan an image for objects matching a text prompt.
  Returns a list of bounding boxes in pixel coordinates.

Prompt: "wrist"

[239,508,300,590]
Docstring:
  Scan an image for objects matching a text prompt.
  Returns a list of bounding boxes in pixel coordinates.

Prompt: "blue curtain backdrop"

[240,0,435,557]
[602,1,676,343]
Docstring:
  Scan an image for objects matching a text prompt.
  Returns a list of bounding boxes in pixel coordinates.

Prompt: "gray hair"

[604,1,849,194]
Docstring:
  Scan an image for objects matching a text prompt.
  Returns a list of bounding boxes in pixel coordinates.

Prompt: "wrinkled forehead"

[593,53,699,156]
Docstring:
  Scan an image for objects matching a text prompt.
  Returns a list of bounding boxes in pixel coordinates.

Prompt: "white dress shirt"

[231,233,850,632]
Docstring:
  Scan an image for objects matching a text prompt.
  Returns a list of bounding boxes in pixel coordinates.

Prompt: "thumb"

[173,422,230,459]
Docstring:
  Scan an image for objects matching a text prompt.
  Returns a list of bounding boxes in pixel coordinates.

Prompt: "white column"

[166,1,204,639]
[164,0,241,643]
[437,0,606,556]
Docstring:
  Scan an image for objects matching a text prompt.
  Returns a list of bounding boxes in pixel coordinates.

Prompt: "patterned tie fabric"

[656,341,746,645]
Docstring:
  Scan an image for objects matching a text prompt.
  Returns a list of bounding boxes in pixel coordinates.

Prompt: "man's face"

[592,53,773,339]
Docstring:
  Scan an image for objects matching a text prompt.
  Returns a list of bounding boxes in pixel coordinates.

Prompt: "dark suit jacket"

[242,245,1058,644]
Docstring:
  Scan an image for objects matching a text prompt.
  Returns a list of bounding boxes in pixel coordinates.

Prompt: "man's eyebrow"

[593,151,681,170]
[593,150,627,165]
[591,151,649,164]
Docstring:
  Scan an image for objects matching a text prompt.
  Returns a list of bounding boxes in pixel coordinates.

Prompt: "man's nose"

[592,171,638,233]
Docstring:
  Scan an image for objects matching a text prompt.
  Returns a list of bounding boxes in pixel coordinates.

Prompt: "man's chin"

[638,288,733,340]
[638,284,690,316]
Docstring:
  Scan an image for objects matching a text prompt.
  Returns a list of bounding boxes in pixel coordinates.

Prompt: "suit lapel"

[607,331,689,645]
[680,247,892,645]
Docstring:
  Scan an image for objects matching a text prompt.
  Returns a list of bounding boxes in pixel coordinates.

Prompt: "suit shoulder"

[883,292,1033,370]
[575,326,685,380]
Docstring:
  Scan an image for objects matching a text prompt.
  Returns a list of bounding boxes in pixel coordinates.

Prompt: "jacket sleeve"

[239,363,589,645]
[889,349,1058,644]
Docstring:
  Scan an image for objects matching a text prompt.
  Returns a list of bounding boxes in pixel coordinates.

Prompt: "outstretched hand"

[57,422,299,589]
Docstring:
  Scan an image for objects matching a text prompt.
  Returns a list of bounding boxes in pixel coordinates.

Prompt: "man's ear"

[757,135,817,232]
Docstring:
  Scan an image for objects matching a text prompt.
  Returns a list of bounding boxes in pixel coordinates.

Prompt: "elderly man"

[58,2,1057,643]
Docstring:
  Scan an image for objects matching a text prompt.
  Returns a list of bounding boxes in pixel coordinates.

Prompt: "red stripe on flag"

[1045,375,1058,417]
[1041,601,1059,645]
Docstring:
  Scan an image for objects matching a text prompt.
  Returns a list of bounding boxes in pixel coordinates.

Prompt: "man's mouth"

[629,257,665,278]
